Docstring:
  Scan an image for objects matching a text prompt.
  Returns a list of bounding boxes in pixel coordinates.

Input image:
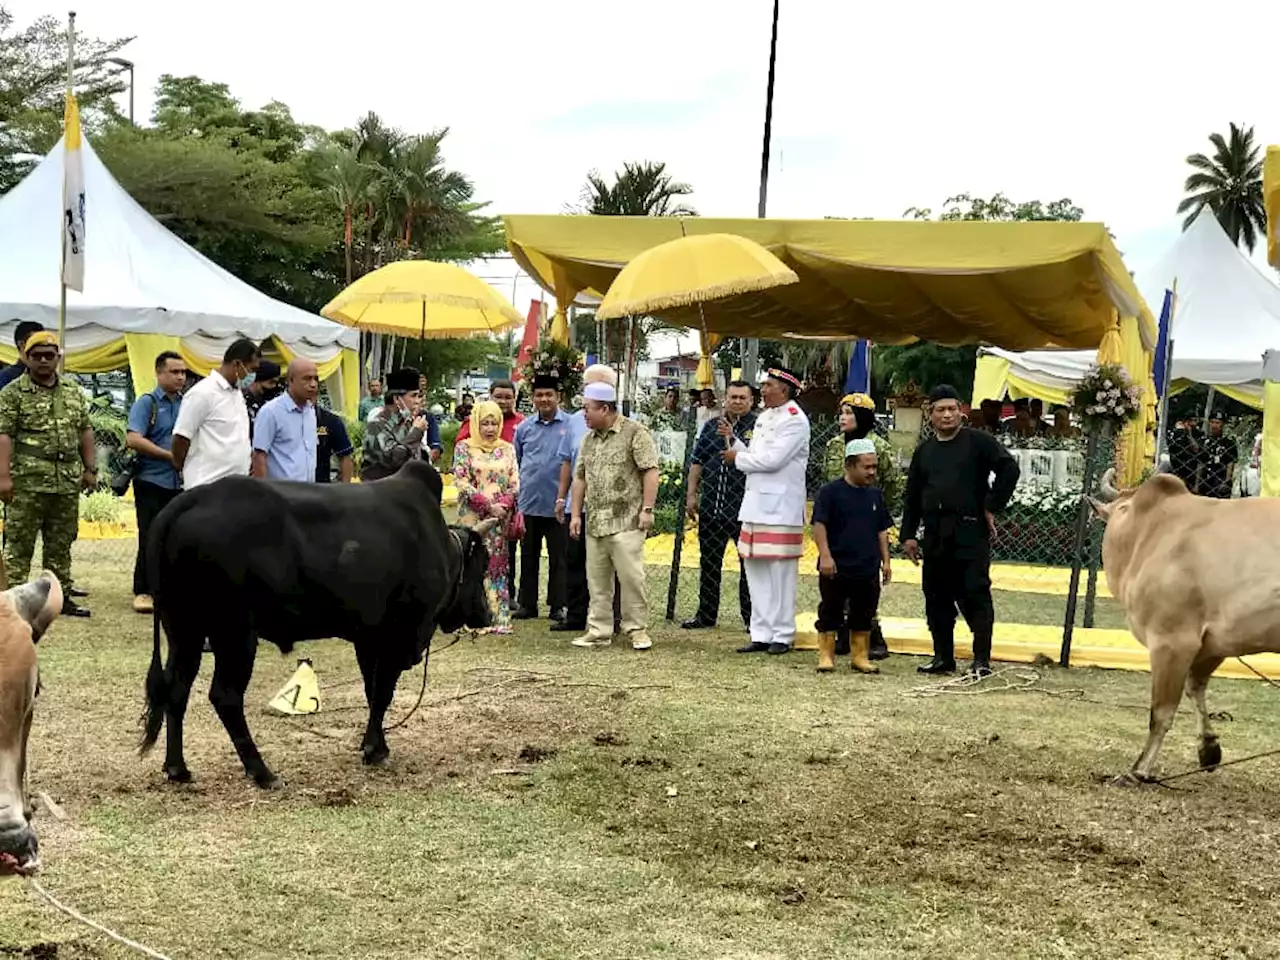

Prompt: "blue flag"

[843,339,870,394]
[1153,290,1173,399]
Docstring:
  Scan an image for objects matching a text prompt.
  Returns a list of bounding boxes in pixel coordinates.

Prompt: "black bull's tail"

[139,492,193,756]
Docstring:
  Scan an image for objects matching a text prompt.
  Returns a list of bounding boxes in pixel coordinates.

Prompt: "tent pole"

[743,0,780,385]
[1203,385,1217,423]
[57,11,76,372]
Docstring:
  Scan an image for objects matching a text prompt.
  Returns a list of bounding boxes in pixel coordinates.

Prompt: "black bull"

[139,461,495,788]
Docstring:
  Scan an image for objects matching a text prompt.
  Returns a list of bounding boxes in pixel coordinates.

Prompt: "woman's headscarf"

[840,393,876,441]
[469,400,507,454]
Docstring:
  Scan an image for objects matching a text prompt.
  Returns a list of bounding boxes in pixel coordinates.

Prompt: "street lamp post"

[742,0,780,384]
[105,56,134,124]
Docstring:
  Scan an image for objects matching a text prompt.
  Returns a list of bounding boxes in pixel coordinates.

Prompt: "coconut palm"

[1177,123,1267,251]
[315,146,373,284]
[578,161,696,217]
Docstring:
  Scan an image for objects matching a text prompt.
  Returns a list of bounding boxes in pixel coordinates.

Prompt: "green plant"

[342,415,366,470]
[87,394,127,447]
[439,419,460,472]
[80,489,123,524]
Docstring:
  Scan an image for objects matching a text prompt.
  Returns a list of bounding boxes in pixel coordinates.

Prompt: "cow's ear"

[1086,497,1110,521]
[5,572,62,643]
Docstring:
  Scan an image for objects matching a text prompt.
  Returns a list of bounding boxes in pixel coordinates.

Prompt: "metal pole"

[742,0,780,385]
[57,11,76,373]
[1061,428,1104,667]
[1155,337,1175,464]
[1202,385,1217,423]
[127,62,134,124]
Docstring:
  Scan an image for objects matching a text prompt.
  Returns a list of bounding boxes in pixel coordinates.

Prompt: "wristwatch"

[641,506,654,514]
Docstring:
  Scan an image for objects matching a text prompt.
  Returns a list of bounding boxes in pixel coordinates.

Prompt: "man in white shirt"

[171,339,261,489]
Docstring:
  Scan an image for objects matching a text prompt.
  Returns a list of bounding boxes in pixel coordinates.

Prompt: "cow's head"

[0,571,63,878]
[437,520,498,635]
[1087,466,1188,581]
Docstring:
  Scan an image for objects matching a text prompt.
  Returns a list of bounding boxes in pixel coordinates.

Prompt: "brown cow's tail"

[139,605,165,755]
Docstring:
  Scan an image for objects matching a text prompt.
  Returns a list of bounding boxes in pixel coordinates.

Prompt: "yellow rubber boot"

[816,632,837,673]
[850,631,880,674]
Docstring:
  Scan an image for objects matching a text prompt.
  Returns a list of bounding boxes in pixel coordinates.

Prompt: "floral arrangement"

[519,340,584,400]
[1066,364,1142,434]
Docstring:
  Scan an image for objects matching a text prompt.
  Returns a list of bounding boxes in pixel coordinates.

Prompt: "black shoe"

[917,658,956,675]
[511,607,536,621]
[550,621,585,633]
[736,642,771,654]
[61,600,90,619]
[969,660,993,678]
[834,633,851,656]
[681,618,714,630]
[869,622,889,660]
[767,643,791,656]
[68,586,89,598]
[550,608,567,623]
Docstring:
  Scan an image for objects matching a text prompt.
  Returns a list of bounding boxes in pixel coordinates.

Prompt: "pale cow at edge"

[1090,468,1280,782]
[0,572,63,876]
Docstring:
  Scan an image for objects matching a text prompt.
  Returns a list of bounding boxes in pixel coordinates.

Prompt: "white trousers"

[743,558,798,647]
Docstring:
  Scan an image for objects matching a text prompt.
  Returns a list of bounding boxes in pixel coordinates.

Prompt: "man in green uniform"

[0,331,96,615]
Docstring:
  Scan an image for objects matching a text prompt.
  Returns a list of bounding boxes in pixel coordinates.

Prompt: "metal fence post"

[1061,427,1107,667]
[664,421,697,622]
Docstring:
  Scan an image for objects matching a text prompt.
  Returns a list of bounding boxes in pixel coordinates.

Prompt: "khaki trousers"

[585,528,648,641]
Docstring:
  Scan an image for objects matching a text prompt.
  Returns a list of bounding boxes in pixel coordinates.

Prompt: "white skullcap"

[845,438,877,458]
[584,382,617,402]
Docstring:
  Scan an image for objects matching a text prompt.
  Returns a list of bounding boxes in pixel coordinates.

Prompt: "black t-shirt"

[812,480,891,578]
[1199,434,1237,497]
[315,407,354,483]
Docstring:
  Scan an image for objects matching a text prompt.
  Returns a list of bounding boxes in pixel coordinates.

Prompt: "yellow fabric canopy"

[1267,146,1280,269]
[504,215,1156,351]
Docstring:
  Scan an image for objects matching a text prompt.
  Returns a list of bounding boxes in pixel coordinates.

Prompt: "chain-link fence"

[644,411,1133,650]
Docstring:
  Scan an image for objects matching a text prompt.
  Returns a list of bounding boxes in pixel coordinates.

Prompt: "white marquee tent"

[0,136,360,415]
[973,209,1280,410]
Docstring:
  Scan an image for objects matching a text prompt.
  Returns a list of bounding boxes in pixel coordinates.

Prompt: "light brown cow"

[0,572,62,876]
[1090,468,1280,783]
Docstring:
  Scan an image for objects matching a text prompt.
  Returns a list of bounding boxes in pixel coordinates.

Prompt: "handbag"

[109,394,157,497]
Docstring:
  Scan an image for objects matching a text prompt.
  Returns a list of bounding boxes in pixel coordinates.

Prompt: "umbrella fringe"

[323,291,523,326]
[596,271,798,321]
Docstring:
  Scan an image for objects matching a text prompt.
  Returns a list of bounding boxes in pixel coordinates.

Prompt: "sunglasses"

[27,351,58,363]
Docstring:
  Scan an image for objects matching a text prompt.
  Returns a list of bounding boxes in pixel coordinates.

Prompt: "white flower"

[1103,380,1113,389]
[1095,391,1107,402]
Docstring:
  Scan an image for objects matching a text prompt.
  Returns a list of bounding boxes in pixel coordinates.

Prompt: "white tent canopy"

[976,210,1280,407]
[0,135,357,352]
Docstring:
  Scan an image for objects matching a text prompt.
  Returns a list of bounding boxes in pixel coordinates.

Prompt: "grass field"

[3,543,1279,959]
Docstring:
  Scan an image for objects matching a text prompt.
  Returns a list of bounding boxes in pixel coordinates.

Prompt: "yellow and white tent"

[0,135,360,417]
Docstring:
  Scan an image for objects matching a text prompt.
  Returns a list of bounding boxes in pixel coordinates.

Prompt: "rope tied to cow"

[26,877,176,959]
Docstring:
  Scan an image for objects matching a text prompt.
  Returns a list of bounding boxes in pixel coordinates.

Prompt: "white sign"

[655,430,688,465]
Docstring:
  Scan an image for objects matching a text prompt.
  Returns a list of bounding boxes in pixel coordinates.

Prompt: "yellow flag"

[61,92,85,292]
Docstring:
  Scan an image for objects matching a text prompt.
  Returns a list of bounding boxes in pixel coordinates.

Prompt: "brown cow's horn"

[1096,467,1119,502]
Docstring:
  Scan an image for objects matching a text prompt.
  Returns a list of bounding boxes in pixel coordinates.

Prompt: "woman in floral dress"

[454,401,520,633]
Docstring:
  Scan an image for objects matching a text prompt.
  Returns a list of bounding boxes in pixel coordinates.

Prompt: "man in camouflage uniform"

[0,331,95,615]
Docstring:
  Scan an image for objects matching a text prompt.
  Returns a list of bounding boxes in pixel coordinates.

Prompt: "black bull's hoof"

[362,740,390,767]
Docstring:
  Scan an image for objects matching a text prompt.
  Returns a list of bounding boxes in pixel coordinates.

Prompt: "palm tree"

[316,146,373,284]
[1177,123,1267,251]
[579,161,696,217]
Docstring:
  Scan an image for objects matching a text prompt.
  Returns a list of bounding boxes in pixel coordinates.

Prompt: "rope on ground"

[26,877,174,960]
[903,666,1091,702]
[1152,746,1280,786]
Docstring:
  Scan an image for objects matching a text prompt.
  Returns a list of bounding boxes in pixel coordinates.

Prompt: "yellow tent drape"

[1096,311,1123,366]
[971,354,1010,407]
[339,347,360,420]
[0,337,129,376]
[272,337,345,382]
[1262,351,1280,497]
[549,310,570,346]
[1116,315,1152,487]
[697,331,721,387]
[124,334,182,396]
[1265,146,1280,269]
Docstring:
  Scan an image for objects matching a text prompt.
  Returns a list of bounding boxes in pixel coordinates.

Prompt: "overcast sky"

[13,0,1280,355]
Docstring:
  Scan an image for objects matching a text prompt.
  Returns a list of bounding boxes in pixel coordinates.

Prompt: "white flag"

[61,92,86,292]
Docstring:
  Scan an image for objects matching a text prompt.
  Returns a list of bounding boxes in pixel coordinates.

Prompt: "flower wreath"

[519,340,584,399]
[1066,363,1142,434]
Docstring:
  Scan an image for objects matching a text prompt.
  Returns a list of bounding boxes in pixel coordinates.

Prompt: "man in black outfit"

[900,384,1020,677]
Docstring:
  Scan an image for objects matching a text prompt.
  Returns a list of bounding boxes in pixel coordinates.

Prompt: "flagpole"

[57,11,76,373]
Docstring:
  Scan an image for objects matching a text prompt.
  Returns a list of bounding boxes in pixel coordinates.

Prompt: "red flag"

[512,300,541,380]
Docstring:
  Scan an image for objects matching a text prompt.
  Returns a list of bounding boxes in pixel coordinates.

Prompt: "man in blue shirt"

[125,350,187,613]
[0,321,45,392]
[513,374,570,621]
[251,358,318,482]
[682,381,756,630]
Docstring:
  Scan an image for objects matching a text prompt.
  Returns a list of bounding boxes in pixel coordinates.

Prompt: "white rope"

[27,877,175,960]
[903,665,1050,699]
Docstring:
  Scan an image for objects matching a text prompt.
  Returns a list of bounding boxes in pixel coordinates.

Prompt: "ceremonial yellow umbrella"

[596,232,799,386]
[321,260,524,339]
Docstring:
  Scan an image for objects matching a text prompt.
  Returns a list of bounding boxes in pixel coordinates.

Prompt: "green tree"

[399,338,500,391]
[0,6,132,190]
[904,193,1084,222]
[578,161,696,216]
[1176,122,1267,251]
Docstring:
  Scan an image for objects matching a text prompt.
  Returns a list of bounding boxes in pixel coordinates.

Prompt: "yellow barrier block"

[790,616,1280,682]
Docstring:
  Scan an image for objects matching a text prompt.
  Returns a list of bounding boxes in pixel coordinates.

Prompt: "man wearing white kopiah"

[721,366,811,655]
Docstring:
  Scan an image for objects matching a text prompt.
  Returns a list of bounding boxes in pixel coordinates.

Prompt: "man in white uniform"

[722,366,811,655]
